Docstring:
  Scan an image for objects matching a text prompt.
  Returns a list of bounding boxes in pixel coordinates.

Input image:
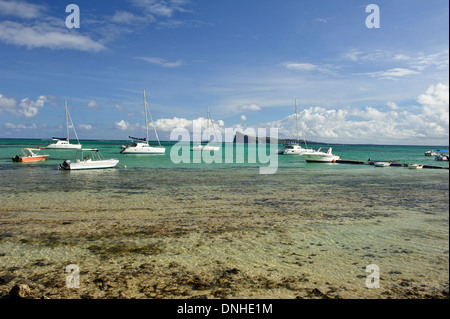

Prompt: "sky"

[0,0,448,145]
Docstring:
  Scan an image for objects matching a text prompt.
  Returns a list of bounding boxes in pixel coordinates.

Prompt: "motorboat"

[434,150,449,161]
[59,149,119,170]
[192,142,220,152]
[435,153,449,161]
[409,164,423,169]
[46,99,82,150]
[12,148,49,163]
[424,150,438,156]
[300,147,340,163]
[120,89,166,155]
[374,161,391,167]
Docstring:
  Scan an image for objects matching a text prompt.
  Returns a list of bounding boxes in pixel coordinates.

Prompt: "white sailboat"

[192,106,220,151]
[120,89,166,154]
[46,99,82,149]
[277,99,314,155]
[59,149,119,170]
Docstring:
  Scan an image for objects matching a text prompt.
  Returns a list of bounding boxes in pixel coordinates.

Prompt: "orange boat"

[12,148,49,163]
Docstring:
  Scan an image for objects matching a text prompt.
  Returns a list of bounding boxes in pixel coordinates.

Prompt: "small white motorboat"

[59,149,119,170]
[191,143,220,151]
[374,161,391,167]
[409,164,423,169]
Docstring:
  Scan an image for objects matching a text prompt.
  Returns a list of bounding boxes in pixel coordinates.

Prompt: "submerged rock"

[9,284,31,299]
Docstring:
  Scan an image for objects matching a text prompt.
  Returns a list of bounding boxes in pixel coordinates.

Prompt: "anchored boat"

[120,89,165,154]
[300,147,340,163]
[12,148,49,163]
[46,99,82,150]
[59,149,119,170]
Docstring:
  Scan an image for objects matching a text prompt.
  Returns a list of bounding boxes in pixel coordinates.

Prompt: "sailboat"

[46,99,82,149]
[277,99,313,155]
[120,89,166,154]
[192,106,220,151]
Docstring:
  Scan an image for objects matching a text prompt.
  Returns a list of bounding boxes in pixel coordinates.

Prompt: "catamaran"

[59,148,119,170]
[120,89,166,154]
[192,106,220,151]
[46,99,82,149]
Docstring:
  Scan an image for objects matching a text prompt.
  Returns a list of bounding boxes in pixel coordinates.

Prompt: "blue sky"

[0,0,448,145]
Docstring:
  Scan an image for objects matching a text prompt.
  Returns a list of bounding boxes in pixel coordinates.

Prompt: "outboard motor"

[59,160,71,170]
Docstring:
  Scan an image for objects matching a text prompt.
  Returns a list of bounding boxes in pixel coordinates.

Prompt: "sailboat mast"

[65,99,69,142]
[295,99,299,143]
[143,89,148,143]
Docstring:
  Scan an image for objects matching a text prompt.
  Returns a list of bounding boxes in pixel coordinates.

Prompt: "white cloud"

[387,101,399,110]
[258,83,449,145]
[0,0,44,19]
[115,120,131,131]
[240,115,247,121]
[0,93,46,119]
[0,93,17,112]
[87,100,101,109]
[4,122,37,129]
[417,83,449,134]
[78,124,93,130]
[238,104,262,112]
[111,10,152,24]
[0,21,106,52]
[135,56,183,68]
[363,68,419,80]
[131,0,190,18]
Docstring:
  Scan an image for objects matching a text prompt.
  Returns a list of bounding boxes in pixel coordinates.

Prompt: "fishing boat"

[277,99,313,155]
[120,90,165,154]
[46,99,82,150]
[300,147,340,163]
[12,148,49,163]
[192,106,220,151]
[59,149,119,170]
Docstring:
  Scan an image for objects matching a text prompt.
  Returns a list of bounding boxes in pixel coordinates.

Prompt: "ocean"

[0,139,448,299]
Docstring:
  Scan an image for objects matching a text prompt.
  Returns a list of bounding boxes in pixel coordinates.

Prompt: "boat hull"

[192,145,220,151]
[301,155,340,162]
[46,142,82,150]
[120,142,165,154]
[12,155,49,163]
[374,162,391,167]
[60,159,119,170]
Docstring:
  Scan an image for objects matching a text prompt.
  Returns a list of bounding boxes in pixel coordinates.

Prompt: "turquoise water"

[0,139,448,298]
[1,139,448,170]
